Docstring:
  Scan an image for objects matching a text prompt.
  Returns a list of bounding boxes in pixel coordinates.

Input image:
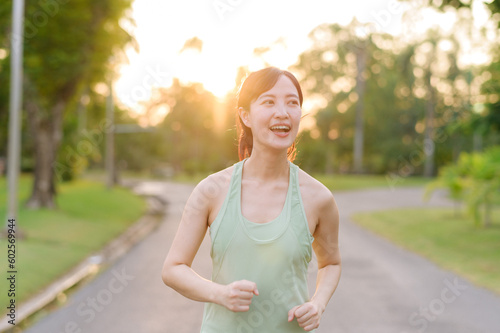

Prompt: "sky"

[113,0,493,125]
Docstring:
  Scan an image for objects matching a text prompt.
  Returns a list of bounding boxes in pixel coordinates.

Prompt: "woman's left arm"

[288,190,341,331]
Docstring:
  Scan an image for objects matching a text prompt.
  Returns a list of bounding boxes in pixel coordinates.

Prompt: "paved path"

[25,182,500,333]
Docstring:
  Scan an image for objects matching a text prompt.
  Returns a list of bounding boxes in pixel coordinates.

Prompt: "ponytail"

[237,113,253,160]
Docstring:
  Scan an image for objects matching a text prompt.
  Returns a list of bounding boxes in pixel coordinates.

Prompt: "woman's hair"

[236,67,303,162]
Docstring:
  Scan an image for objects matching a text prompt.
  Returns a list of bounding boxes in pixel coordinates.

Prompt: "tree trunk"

[353,43,367,174]
[25,100,65,209]
[423,73,435,178]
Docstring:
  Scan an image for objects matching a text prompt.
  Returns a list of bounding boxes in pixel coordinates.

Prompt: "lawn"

[171,170,430,191]
[85,165,430,191]
[313,173,429,191]
[0,174,147,308]
[352,207,500,295]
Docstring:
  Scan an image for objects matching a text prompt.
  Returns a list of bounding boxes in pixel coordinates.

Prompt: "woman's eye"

[262,100,274,105]
[288,100,299,105]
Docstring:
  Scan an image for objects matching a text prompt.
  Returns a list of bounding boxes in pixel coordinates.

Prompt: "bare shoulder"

[197,164,234,195]
[194,164,235,225]
[296,167,336,209]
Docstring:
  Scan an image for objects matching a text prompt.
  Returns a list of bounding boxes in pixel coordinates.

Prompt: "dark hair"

[236,67,303,161]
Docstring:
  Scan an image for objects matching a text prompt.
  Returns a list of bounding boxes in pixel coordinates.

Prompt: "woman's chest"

[240,181,317,235]
[240,183,288,224]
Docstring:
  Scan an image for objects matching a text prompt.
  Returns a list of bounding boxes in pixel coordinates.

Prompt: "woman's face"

[239,75,302,154]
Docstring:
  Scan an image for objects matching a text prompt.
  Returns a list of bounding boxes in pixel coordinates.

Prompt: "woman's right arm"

[161,176,258,311]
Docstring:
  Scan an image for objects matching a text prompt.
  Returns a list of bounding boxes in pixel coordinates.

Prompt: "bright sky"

[114,0,493,125]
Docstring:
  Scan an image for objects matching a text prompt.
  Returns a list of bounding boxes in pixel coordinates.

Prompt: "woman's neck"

[243,149,289,182]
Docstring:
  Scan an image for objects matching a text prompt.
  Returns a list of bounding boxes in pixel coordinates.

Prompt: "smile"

[269,125,291,133]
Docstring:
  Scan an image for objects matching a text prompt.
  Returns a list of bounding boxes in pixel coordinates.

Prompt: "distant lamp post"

[5,0,25,232]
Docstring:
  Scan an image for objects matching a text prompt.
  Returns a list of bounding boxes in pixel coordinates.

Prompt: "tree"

[479,60,500,135]
[145,79,228,174]
[425,0,500,18]
[0,0,135,208]
[293,20,404,174]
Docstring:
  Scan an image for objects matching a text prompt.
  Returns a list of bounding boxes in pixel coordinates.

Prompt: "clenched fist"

[221,280,259,312]
[288,301,324,331]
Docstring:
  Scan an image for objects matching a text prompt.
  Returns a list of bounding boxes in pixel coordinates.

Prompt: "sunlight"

[113,0,495,126]
[176,49,237,98]
[113,0,374,117]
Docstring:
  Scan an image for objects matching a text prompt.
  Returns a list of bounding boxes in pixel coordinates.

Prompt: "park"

[0,0,499,332]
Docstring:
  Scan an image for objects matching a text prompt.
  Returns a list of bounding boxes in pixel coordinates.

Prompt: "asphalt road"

[24,181,500,333]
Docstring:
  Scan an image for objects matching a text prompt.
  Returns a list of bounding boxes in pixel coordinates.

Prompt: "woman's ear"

[239,107,251,128]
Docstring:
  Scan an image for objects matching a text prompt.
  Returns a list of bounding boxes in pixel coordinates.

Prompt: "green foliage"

[0,0,134,106]
[480,60,500,134]
[425,0,500,23]
[292,21,433,174]
[0,174,146,306]
[426,145,500,227]
[2,1,498,182]
[0,0,134,177]
[142,79,237,175]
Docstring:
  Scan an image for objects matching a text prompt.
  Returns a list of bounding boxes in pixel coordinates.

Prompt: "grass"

[352,207,500,295]
[0,174,147,308]
[313,173,430,191]
[172,170,430,191]
[84,167,431,191]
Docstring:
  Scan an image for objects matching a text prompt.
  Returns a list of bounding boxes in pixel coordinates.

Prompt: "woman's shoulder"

[193,164,236,202]
[295,165,336,207]
[204,164,235,188]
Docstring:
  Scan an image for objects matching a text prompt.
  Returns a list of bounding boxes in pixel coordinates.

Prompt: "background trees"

[0,0,135,208]
[1,0,498,210]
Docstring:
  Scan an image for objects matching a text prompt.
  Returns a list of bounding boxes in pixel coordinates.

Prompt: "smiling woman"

[161,67,341,333]
[236,67,303,161]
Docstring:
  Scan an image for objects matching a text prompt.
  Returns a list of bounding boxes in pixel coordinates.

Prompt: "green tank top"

[200,158,316,333]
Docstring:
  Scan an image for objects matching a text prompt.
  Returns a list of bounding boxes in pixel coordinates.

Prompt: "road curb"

[0,181,166,332]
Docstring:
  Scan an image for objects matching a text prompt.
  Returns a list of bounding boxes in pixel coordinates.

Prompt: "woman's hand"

[288,301,324,331]
[221,280,259,312]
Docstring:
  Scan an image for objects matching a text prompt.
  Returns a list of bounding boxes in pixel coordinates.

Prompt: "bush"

[426,145,500,227]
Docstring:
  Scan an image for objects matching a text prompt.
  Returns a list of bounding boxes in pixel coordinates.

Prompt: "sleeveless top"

[200,158,316,333]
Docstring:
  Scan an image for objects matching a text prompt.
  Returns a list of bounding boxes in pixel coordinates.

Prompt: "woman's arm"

[288,187,341,331]
[161,176,259,311]
[310,191,341,311]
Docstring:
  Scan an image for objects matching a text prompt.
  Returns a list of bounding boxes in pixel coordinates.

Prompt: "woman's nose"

[274,103,289,117]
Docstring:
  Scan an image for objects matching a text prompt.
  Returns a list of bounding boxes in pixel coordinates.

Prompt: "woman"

[162,67,341,332]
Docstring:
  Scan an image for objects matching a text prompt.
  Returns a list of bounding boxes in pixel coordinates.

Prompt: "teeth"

[270,126,290,130]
